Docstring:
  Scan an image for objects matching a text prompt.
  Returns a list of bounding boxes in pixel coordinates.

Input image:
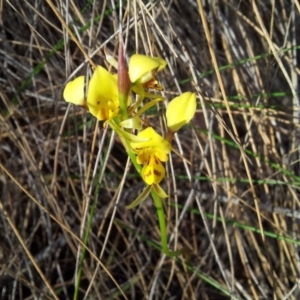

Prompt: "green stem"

[151,189,182,257]
[119,93,129,121]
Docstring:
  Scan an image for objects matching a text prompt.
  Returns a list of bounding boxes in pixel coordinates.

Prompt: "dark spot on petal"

[97,101,100,105]
[145,170,152,177]
[154,170,161,176]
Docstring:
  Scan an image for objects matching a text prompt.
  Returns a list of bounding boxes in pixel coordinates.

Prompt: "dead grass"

[1,0,300,299]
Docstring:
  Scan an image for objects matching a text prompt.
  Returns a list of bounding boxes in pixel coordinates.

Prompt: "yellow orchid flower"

[63,66,120,121]
[166,92,197,132]
[87,66,119,121]
[63,76,86,107]
[131,127,171,185]
[129,54,167,90]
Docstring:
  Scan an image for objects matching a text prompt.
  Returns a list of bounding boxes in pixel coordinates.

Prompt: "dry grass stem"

[1,0,300,299]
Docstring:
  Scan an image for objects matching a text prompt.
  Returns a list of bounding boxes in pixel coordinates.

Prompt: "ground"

[1,1,300,299]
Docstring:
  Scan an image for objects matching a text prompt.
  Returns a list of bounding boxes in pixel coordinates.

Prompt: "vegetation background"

[1,0,300,299]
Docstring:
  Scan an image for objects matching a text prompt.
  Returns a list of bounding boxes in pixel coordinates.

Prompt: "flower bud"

[118,43,130,96]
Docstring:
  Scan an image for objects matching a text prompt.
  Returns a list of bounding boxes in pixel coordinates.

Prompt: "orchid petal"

[63,76,85,106]
[131,127,171,154]
[87,66,119,121]
[142,155,165,185]
[166,92,196,132]
[129,54,167,83]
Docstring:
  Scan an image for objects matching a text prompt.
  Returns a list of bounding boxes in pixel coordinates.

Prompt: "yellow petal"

[153,148,169,162]
[87,66,119,120]
[142,155,165,185]
[63,76,85,106]
[136,149,151,164]
[166,92,196,132]
[131,127,171,154]
[129,54,167,83]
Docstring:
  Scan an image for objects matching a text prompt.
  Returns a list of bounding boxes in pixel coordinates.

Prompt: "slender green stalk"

[118,93,129,121]
[151,189,181,257]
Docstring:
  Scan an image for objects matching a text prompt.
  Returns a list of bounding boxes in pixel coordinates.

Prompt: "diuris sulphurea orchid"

[63,45,197,257]
[126,127,170,209]
[105,52,166,92]
[128,54,167,103]
[130,127,171,185]
[129,54,167,90]
[63,65,119,122]
[87,66,119,121]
